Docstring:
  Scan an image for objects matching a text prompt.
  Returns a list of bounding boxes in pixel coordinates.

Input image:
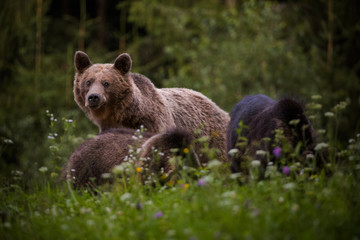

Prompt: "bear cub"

[62,128,196,188]
[227,94,317,176]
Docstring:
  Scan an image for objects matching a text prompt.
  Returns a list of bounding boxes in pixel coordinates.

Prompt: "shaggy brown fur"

[62,128,195,188]
[73,51,230,161]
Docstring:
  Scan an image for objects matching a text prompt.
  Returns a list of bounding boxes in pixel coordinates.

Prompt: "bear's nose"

[88,94,100,104]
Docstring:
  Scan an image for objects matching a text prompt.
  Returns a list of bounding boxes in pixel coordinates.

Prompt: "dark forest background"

[0,0,359,179]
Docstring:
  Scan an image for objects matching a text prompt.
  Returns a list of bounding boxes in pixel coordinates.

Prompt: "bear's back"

[158,88,229,131]
[227,94,275,151]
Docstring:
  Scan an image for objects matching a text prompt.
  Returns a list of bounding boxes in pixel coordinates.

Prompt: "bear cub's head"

[73,51,133,128]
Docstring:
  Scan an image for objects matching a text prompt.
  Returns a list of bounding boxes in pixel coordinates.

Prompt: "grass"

[1,170,359,240]
[1,100,360,240]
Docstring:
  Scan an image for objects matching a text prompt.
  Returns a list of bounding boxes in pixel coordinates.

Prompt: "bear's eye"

[103,82,110,88]
[86,80,91,87]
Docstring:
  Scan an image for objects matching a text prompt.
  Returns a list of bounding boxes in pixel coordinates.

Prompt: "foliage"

[0,0,359,238]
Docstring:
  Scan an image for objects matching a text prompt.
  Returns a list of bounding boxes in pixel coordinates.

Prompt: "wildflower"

[311,95,322,100]
[222,191,236,199]
[317,129,326,135]
[136,203,143,211]
[255,150,267,157]
[282,166,290,176]
[283,182,296,190]
[153,211,163,219]
[101,173,111,179]
[251,160,261,167]
[120,193,132,202]
[273,146,282,158]
[180,183,190,189]
[11,170,23,176]
[228,148,238,156]
[324,112,334,117]
[291,204,299,213]
[136,167,143,173]
[183,148,189,154]
[315,142,329,151]
[207,160,222,169]
[306,153,315,160]
[197,179,206,186]
[3,138,13,144]
[50,172,58,178]
[38,166,48,173]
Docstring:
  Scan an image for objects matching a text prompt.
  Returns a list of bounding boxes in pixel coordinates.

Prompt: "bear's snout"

[87,93,104,109]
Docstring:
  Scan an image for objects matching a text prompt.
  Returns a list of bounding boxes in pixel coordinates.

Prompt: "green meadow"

[1,1,360,239]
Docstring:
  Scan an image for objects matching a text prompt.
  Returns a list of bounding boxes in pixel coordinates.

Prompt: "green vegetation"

[1,0,360,239]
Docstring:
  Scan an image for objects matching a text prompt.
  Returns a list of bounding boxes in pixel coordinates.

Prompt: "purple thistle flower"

[153,211,163,219]
[273,146,282,158]
[282,166,290,175]
[197,179,206,186]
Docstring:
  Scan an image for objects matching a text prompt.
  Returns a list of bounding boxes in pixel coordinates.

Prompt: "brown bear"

[73,51,229,161]
[62,127,196,188]
[227,94,317,177]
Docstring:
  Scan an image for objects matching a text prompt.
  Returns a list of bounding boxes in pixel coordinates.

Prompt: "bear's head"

[73,51,133,130]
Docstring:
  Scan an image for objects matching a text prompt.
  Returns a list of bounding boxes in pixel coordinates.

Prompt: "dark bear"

[73,51,230,161]
[62,128,196,188]
[227,94,317,175]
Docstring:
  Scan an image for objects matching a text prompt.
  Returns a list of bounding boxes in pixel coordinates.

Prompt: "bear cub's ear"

[114,53,132,75]
[74,51,92,73]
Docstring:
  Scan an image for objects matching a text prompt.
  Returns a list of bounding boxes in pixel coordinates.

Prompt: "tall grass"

[0,98,359,240]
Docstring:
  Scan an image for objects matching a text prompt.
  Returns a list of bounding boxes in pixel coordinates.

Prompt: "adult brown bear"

[73,51,229,161]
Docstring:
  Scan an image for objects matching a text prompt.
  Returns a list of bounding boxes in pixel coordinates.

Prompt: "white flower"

[324,112,334,117]
[101,173,111,179]
[39,166,48,173]
[251,160,261,167]
[3,138,13,144]
[222,191,236,199]
[120,193,132,202]
[112,165,124,174]
[283,182,296,190]
[207,160,222,169]
[315,142,329,151]
[306,153,315,160]
[311,95,322,100]
[228,148,239,156]
[255,150,267,156]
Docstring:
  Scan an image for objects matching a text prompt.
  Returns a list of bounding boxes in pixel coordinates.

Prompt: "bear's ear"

[74,51,92,73]
[113,53,132,75]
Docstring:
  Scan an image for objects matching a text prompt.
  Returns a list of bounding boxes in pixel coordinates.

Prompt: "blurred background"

[0,0,359,180]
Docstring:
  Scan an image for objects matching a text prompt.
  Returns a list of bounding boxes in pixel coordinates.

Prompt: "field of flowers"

[1,97,360,240]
